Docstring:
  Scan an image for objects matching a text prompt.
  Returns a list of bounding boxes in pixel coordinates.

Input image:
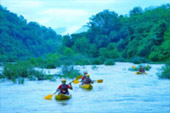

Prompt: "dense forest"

[0,5,61,62]
[0,4,170,64]
[63,4,170,63]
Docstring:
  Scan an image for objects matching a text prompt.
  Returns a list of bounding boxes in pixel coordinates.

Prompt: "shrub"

[104,59,115,65]
[0,73,5,79]
[91,65,98,70]
[28,69,47,80]
[91,56,105,65]
[3,61,33,80]
[158,64,170,79]
[17,77,25,84]
[130,56,149,64]
[58,56,74,65]
[59,65,81,79]
[2,61,54,83]
[114,57,126,62]
[75,59,91,65]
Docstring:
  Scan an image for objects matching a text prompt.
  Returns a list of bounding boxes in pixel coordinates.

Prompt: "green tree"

[73,37,90,53]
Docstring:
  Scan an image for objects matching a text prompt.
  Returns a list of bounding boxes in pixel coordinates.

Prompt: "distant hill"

[55,27,66,35]
[0,5,62,62]
[74,26,89,34]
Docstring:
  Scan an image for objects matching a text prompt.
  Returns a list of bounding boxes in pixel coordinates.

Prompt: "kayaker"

[139,67,145,73]
[83,74,93,84]
[81,72,88,84]
[56,79,72,95]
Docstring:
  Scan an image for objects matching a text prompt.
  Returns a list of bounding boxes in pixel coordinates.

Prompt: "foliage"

[158,64,170,79]
[91,57,105,65]
[59,65,81,79]
[0,5,61,62]
[2,61,55,83]
[63,4,170,63]
[1,4,170,65]
[104,59,115,65]
[3,61,33,80]
[129,56,149,64]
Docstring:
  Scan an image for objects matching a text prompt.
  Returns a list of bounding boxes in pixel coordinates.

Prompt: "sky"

[0,0,169,34]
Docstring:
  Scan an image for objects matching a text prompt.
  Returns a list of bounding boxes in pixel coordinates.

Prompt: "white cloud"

[1,0,44,9]
[41,8,88,17]
[63,25,81,35]
[1,0,169,34]
[74,0,121,4]
[36,8,90,29]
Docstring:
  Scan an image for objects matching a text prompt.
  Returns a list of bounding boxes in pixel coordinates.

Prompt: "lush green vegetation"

[58,65,81,79]
[0,4,170,82]
[1,60,81,83]
[1,4,169,65]
[158,63,170,79]
[1,61,56,83]
[0,5,61,62]
[62,4,170,64]
[1,4,170,65]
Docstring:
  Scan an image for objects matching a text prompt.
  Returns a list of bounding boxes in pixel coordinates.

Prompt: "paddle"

[73,74,83,84]
[93,79,103,83]
[75,74,83,80]
[132,66,136,68]
[44,93,55,100]
[44,75,82,100]
[72,80,80,84]
[71,74,82,84]
[77,79,103,84]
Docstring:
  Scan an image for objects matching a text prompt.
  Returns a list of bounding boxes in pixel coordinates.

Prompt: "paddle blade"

[97,79,103,83]
[132,66,136,68]
[76,75,83,80]
[73,80,80,84]
[44,94,53,100]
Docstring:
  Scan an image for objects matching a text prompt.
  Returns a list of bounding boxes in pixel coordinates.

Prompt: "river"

[0,62,170,113]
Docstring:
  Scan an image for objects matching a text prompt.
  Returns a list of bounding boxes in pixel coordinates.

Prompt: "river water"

[0,62,170,113]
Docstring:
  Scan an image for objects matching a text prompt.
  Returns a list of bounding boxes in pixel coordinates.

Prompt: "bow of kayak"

[55,94,71,100]
[80,84,92,89]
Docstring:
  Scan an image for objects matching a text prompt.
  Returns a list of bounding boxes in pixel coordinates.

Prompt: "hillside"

[0,5,61,62]
[62,4,170,63]
[0,4,170,64]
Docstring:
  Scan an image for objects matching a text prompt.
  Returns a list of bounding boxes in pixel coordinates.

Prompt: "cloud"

[63,25,81,35]
[1,0,169,34]
[1,0,44,9]
[74,0,119,4]
[41,8,88,17]
[37,8,90,28]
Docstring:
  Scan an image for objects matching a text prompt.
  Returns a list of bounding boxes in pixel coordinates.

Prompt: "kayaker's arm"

[55,88,60,94]
[53,92,57,95]
[69,83,73,90]
[91,80,94,84]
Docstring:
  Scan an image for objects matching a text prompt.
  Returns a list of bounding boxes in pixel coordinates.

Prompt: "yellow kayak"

[80,84,92,89]
[135,72,147,74]
[55,94,71,100]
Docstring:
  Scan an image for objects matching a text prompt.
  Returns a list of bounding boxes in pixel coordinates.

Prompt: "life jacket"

[84,78,91,84]
[81,76,87,80]
[60,84,69,94]
[139,68,145,73]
